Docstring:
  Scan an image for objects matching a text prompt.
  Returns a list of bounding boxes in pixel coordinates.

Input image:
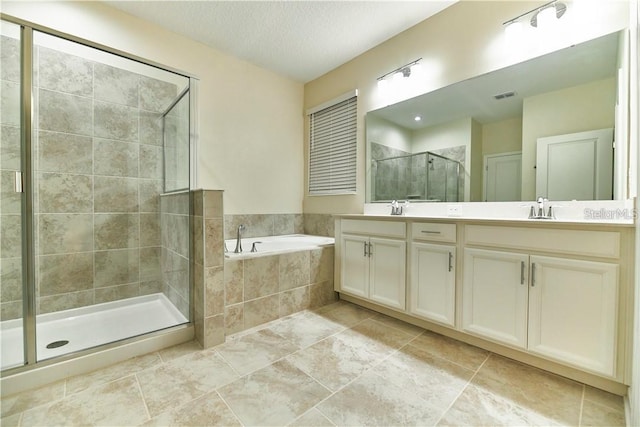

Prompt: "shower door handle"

[14,171,23,193]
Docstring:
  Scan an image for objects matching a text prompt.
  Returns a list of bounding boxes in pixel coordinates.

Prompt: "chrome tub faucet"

[234,224,246,253]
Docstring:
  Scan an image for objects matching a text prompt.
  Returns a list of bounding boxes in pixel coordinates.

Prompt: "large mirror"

[366,30,626,203]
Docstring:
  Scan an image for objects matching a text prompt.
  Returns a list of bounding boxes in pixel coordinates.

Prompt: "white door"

[410,242,455,326]
[536,128,613,200]
[462,248,529,349]
[340,234,369,298]
[528,255,618,377]
[484,152,522,201]
[369,237,406,310]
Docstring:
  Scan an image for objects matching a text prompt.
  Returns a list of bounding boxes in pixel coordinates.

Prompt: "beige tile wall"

[160,192,190,319]
[223,213,334,241]
[192,190,225,348]
[0,36,181,320]
[0,34,23,321]
[223,246,337,336]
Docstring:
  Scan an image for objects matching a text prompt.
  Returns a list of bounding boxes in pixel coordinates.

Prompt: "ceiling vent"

[494,91,516,100]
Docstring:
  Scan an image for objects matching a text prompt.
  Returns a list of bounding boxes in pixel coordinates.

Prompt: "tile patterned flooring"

[1,301,627,426]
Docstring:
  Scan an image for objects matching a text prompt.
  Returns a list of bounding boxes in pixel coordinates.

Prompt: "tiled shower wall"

[160,192,190,319]
[0,34,22,321]
[371,142,411,201]
[0,35,181,320]
[371,142,466,202]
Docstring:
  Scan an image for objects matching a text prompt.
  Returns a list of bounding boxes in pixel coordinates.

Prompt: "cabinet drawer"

[341,219,406,238]
[465,225,620,259]
[412,222,456,243]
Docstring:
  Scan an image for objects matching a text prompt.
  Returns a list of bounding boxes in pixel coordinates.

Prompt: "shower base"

[1,293,187,371]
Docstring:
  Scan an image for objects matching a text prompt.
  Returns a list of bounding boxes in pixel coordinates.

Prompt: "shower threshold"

[1,293,188,371]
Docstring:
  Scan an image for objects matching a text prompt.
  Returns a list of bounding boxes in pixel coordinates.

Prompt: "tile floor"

[0,301,627,426]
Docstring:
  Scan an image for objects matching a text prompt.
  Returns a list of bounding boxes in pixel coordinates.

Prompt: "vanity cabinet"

[462,248,529,348]
[335,217,632,389]
[339,220,406,310]
[527,255,618,377]
[409,223,456,327]
[463,225,620,377]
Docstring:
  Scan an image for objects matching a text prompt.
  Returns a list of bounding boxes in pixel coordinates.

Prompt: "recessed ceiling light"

[414,115,422,121]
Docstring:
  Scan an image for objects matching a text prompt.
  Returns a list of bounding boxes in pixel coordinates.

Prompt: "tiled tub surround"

[224,213,335,239]
[0,34,182,320]
[191,189,225,348]
[224,244,337,335]
[0,301,626,426]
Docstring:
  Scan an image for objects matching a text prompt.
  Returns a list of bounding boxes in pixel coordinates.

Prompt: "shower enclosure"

[372,150,462,202]
[0,19,193,372]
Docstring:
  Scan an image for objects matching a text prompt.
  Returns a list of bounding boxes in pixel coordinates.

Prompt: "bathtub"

[224,234,334,260]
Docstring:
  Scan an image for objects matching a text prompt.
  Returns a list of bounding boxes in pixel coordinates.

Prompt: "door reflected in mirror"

[366,30,627,203]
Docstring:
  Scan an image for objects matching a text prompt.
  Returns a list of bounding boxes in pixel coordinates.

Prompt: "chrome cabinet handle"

[448,252,453,272]
[421,230,441,234]
[363,242,368,257]
[531,263,536,287]
[368,243,373,257]
[520,261,525,285]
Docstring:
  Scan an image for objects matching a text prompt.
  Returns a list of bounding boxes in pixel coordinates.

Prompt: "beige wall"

[521,77,616,200]
[304,0,630,214]
[482,117,523,156]
[366,115,412,153]
[2,1,304,215]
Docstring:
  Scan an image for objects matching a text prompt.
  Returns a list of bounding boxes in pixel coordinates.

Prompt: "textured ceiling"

[104,1,456,83]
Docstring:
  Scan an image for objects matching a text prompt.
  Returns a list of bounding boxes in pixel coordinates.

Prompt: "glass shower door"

[30,30,191,363]
[0,20,25,370]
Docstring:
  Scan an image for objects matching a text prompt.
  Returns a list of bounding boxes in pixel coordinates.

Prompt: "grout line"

[215,389,246,427]
[133,373,152,422]
[213,349,243,378]
[433,351,491,426]
[578,384,586,427]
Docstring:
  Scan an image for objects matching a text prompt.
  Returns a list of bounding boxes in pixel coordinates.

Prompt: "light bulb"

[504,20,524,42]
[414,115,422,122]
[536,6,557,30]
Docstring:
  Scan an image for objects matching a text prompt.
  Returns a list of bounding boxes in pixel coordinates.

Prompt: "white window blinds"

[308,93,357,195]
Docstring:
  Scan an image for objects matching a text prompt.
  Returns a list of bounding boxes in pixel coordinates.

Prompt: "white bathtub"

[224,234,334,260]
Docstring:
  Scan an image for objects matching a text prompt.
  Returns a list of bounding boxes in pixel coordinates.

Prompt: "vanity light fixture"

[377,58,422,88]
[503,1,567,32]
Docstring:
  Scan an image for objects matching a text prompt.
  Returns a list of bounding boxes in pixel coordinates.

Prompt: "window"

[308,90,357,195]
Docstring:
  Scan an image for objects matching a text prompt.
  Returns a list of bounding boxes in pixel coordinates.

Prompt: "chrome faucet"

[528,197,554,219]
[234,224,245,253]
[390,200,404,215]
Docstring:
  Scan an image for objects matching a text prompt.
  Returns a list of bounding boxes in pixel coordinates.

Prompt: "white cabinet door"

[369,237,406,310]
[463,248,529,349]
[528,256,618,377]
[340,234,369,298]
[410,242,455,326]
